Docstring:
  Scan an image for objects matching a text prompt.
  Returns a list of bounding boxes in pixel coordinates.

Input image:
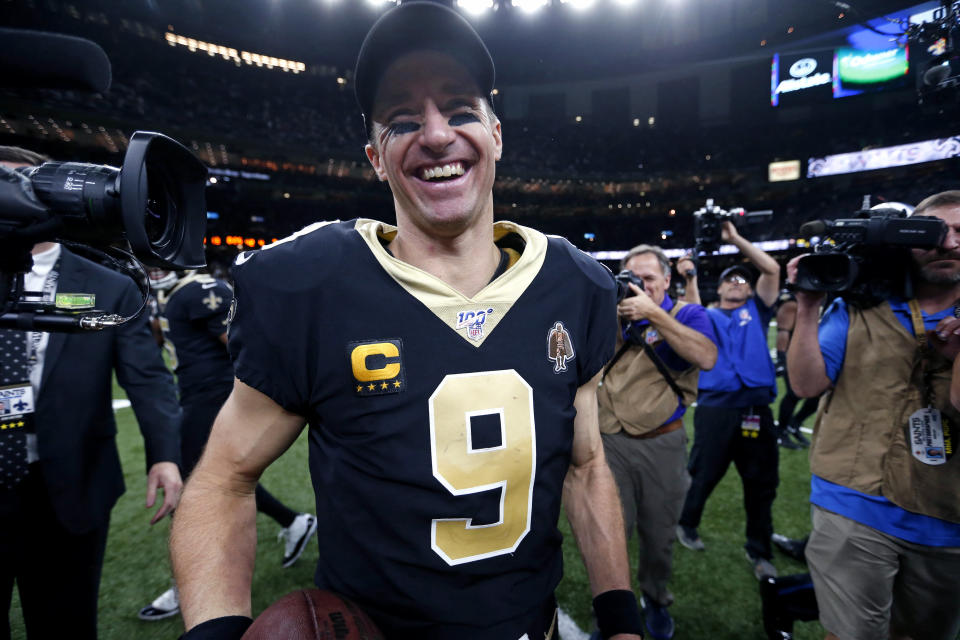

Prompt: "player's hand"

[146,461,183,524]
[617,283,658,322]
[677,256,696,280]
[720,220,740,243]
[930,316,960,361]
[786,255,825,309]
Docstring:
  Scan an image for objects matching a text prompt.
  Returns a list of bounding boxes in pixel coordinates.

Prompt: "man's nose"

[419,101,455,153]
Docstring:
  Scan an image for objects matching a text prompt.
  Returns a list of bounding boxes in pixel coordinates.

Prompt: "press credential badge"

[908,407,950,466]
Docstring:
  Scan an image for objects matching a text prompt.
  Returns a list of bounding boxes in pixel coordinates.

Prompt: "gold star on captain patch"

[393,380,401,388]
[380,382,388,390]
[368,383,376,391]
[17,421,24,428]
[356,385,363,393]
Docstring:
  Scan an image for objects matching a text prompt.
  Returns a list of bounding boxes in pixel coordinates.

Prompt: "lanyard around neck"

[908,299,927,348]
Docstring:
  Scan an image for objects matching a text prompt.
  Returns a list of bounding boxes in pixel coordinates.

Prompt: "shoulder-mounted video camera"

[1,29,208,331]
[794,205,946,303]
[693,199,773,254]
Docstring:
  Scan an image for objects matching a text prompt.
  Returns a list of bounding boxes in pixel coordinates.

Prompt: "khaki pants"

[807,505,960,640]
[601,427,690,607]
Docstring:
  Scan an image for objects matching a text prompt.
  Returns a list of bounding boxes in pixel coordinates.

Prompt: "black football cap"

[354,0,495,132]
[719,264,754,282]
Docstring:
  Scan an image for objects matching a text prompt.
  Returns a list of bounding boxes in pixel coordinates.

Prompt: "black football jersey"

[159,274,235,400]
[229,220,617,639]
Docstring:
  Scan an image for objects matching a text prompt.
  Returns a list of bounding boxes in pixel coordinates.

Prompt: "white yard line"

[558,607,590,640]
[112,399,131,410]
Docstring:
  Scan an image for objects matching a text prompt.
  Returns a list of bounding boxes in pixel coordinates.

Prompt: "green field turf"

[9,364,826,639]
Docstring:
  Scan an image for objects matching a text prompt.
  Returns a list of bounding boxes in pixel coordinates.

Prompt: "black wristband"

[593,589,644,639]
[180,615,253,640]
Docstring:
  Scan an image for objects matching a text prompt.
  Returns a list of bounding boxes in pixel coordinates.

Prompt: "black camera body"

[795,208,946,302]
[0,30,210,331]
[0,132,208,329]
[693,199,773,254]
[615,269,644,302]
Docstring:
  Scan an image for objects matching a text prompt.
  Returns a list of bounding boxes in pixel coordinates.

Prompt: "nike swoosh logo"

[235,252,253,266]
[201,282,217,289]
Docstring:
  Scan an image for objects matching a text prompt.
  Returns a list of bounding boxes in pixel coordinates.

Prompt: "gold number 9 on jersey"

[429,369,536,565]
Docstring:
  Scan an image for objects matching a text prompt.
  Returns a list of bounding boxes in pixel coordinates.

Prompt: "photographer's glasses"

[723,274,749,285]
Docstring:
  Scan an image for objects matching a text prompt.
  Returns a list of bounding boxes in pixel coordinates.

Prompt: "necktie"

[0,327,30,490]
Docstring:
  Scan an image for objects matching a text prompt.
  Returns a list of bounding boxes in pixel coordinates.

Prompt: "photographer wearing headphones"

[787,191,960,640]
[598,245,716,639]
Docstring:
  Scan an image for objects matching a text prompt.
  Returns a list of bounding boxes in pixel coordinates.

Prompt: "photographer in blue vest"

[676,221,781,581]
[787,191,960,640]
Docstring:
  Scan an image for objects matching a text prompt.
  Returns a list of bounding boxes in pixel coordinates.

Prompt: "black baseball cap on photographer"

[354,1,495,134]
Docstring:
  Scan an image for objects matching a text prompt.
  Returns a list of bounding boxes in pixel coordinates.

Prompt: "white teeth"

[421,162,464,180]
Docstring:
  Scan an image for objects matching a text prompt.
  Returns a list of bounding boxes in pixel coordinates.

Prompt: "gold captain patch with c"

[348,339,405,396]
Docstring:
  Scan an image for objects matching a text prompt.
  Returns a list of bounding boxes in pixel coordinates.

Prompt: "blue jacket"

[698,297,776,399]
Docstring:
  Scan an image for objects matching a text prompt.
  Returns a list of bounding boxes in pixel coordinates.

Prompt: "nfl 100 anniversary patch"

[455,307,494,342]
[348,339,405,396]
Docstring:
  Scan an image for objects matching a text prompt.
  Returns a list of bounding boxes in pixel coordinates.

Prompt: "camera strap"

[603,324,687,406]
[639,334,687,405]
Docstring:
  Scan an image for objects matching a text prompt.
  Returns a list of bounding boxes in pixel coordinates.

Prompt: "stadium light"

[511,0,549,14]
[613,0,638,5]
[457,0,493,15]
[561,0,596,9]
[365,0,396,7]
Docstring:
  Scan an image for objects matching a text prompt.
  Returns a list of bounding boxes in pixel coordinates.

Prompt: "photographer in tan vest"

[787,191,960,640]
[598,245,717,640]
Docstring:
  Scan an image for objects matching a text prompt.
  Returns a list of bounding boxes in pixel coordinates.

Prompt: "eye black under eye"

[388,122,420,135]
[449,113,480,127]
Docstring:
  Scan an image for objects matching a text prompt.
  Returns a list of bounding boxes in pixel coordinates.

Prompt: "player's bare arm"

[563,372,642,640]
[171,378,306,629]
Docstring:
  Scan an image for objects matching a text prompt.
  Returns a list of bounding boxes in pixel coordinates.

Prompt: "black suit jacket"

[34,248,181,534]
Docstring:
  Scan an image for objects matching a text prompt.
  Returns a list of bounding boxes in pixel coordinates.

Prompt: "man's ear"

[492,118,502,162]
[365,143,387,182]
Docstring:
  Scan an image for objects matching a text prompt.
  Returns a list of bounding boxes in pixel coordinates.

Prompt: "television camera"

[1,29,208,332]
[794,205,946,302]
[693,199,773,254]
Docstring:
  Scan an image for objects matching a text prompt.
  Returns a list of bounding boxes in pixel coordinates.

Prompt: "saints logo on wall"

[546,321,575,373]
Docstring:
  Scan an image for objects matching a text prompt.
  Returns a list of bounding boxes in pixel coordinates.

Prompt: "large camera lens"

[143,163,179,254]
[27,162,123,238]
[20,132,206,270]
[795,253,858,292]
[121,131,208,269]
